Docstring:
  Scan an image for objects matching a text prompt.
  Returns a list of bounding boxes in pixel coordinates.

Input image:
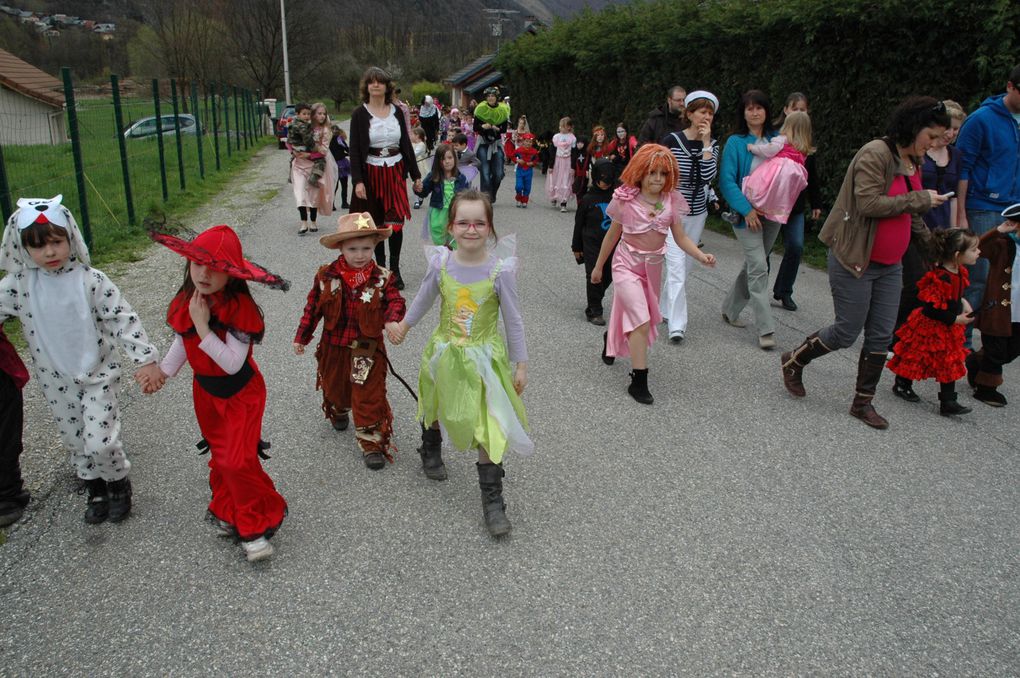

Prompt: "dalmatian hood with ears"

[0,194,91,273]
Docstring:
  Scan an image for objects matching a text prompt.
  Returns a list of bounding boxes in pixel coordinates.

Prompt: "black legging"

[375,230,402,271]
[421,115,439,152]
[298,207,318,223]
[333,177,349,208]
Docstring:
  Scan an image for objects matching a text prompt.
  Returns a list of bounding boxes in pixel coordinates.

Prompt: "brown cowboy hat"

[319,212,392,249]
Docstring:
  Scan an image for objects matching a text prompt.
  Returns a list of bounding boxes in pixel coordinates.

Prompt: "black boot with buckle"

[627,368,653,404]
[477,462,511,537]
[83,478,109,524]
[892,375,920,402]
[418,426,447,480]
[107,477,133,523]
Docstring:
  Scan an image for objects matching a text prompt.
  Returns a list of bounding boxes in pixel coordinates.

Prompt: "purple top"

[921,145,960,230]
[404,251,528,363]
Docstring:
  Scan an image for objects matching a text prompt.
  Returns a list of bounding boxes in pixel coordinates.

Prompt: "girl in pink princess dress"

[590,144,717,405]
[739,111,813,224]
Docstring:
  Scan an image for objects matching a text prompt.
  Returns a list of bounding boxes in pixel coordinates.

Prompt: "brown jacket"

[818,139,932,278]
[975,228,1017,337]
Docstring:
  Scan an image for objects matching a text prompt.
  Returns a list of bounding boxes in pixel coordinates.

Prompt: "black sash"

[194,360,254,399]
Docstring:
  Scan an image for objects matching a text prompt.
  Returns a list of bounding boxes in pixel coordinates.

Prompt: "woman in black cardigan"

[349,67,423,290]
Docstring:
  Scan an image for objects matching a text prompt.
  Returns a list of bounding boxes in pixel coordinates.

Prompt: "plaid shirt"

[293,259,406,347]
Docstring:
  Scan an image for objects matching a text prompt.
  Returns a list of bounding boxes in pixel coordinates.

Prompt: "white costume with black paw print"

[0,196,158,481]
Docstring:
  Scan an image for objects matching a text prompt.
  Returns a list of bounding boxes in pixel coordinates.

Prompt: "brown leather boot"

[780,332,833,397]
[849,351,889,429]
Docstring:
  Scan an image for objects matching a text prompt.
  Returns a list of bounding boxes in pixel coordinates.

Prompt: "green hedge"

[497,0,1019,205]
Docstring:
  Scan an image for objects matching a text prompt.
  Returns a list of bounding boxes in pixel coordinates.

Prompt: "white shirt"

[366,104,402,168]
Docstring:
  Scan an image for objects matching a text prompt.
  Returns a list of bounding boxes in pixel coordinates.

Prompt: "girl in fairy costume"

[389,189,531,537]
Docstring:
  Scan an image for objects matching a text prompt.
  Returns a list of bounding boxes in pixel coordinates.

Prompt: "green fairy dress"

[415,247,532,464]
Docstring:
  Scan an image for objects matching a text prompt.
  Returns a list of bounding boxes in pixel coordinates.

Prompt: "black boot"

[601,331,614,365]
[107,477,133,523]
[627,368,653,404]
[418,427,447,480]
[476,462,511,537]
[392,268,405,291]
[939,382,972,416]
[83,478,109,524]
[892,375,920,402]
[780,332,833,397]
[849,351,890,429]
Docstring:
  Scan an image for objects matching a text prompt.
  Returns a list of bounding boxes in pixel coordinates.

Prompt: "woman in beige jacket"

[780,97,951,429]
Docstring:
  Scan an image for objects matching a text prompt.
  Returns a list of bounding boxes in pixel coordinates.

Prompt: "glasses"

[452,220,489,231]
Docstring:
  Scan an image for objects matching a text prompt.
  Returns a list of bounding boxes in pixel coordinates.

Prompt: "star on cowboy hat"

[319,212,393,249]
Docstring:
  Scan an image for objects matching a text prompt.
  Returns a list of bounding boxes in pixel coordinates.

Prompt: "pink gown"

[741,141,807,224]
[604,186,690,358]
[291,125,337,215]
[546,133,576,204]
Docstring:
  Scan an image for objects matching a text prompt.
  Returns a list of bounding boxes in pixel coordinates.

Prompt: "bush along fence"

[497,0,1020,206]
[0,69,272,255]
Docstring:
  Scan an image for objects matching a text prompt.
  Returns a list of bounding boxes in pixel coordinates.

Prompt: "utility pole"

[483,8,518,51]
[280,0,292,104]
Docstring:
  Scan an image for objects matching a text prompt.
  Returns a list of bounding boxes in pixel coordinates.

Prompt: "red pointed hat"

[149,224,290,291]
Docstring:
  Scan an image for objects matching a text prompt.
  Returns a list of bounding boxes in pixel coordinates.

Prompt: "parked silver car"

[123,114,197,139]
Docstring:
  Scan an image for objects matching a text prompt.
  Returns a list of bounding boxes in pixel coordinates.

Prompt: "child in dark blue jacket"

[414,143,470,246]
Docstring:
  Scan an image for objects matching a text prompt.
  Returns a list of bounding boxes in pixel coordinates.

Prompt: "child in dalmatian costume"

[0,195,162,524]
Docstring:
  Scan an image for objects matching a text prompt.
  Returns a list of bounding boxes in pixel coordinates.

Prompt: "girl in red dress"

[144,225,290,562]
[888,228,980,416]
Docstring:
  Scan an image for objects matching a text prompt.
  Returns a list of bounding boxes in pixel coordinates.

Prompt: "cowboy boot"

[849,351,890,429]
[628,368,653,405]
[938,381,972,416]
[476,462,511,537]
[780,332,833,397]
[418,426,447,481]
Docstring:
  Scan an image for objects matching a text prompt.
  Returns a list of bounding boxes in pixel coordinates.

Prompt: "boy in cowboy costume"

[293,212,406,470]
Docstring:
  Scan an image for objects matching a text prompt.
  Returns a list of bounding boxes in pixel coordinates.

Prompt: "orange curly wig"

[619,143,679,191]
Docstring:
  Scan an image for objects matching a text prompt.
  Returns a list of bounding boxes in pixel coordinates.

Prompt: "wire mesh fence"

[0,69,272,254]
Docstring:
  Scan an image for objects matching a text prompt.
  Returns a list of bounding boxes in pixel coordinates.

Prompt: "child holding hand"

[294,213,406,470]
[415,144,469,246]
[0,195,161,525]
[148,224,289,562]
[389,190,531,537]
[592,145,716,404]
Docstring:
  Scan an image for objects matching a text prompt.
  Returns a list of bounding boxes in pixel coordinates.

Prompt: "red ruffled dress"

[888,267,969,383]
[168,291,287,541]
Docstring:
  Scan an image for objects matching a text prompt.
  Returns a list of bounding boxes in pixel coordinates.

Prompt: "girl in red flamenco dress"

[888,228,981,416]
[142,225,290,562]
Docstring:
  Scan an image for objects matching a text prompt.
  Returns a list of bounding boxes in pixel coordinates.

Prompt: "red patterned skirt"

[351,161,411,231]
[888,310,968,383]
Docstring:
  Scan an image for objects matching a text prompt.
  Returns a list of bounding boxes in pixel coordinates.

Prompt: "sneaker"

[669,331,685,344]
[588,315,606,326]
[560,203,567,213]
[551,199,558,207]
[106,477,132,523]
[758,333,777,350]
[413,199,422,209]
[522,203,528,209]
[721,312,747,328]
[774,294,798,311]
[720,211,740,225]
[242,537,274,562]
[82,478,109,524]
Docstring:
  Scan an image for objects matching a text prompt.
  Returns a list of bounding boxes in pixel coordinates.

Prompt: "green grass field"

[4,97,270,267]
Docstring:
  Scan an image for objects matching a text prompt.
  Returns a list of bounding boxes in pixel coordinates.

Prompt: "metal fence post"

[233,86,241,151]
[256,89,263,137]
[110,74,135,225]
[243,89,251,149]
[222,84,232,158]
[170,79,186,191]
[61,67,91,246]
[211,82,221,170]
[0,143,12,223]
[152,79,169,201]
[192,82,205,180]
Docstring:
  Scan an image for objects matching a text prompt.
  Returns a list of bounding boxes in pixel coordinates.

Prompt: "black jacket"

[637,103,685,147]
[572,185,615,253]
[348,103,421,187]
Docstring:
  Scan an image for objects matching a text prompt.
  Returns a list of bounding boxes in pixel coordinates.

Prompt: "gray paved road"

[1,147,1017,675]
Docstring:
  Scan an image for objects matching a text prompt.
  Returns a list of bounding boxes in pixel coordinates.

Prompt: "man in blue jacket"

[956,64,1020,345]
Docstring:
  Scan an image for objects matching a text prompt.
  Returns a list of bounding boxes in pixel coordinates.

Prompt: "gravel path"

[2,145,1017,676]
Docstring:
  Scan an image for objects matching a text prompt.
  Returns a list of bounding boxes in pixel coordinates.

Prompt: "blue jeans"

[772,211,805,298]
[515,168,533,202]
[477,143,505,201]
[964,209,1002,347]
